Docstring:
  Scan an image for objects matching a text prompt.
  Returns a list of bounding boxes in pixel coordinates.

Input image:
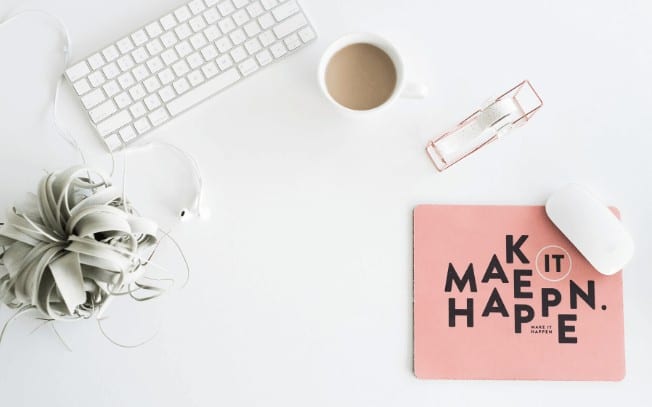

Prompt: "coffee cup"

[318,32,427,114]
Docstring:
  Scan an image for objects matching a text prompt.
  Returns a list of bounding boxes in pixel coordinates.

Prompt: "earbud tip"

[178,207,210,221]
[179,208,191,221]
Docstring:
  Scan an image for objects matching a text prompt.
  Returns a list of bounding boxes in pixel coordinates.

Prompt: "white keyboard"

[65,0,316,151]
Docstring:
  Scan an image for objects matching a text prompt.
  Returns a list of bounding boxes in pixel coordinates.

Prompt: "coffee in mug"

[324,43,397,111]
[318,33,427,114]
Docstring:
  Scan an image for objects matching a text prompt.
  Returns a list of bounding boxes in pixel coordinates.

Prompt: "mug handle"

[401,82,428,99]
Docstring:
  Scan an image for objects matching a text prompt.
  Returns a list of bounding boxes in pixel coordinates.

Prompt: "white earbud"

[179,208,192,220]
[126,142,209,222]
[178,194,211,221]
[179,206,211,221]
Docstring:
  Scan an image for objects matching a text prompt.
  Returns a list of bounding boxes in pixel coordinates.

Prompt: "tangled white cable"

[0,166,167,341]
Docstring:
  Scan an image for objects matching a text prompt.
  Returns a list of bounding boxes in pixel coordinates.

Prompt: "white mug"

[317,32,427,114]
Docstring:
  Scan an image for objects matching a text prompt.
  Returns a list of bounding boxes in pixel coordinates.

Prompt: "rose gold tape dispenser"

[426,80,543,171]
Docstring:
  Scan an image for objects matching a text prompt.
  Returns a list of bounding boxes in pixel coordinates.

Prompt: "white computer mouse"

[545,184,634,276]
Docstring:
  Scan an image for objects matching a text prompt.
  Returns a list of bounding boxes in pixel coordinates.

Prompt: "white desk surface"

[1,0,651,405]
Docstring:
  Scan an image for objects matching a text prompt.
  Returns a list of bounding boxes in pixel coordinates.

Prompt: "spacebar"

[166,68,241,116]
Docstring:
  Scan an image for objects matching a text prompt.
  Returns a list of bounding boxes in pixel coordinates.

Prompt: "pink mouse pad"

[413,205,625,380]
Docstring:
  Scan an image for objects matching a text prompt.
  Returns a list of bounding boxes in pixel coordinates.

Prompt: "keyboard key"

[247,2,264,17]
[131,29,149,46]
[130,101,147,118]
[161,49,179,66]
[187,52,204,69]
[215,37,233,53]
[159,86,177,102]
[158,68,176,84]
[258,13,274,29]
[161,31,179,48]
[160,14,178,30]
[95,108,125,139]
[216,54,233,69]
[201,61,219,78]
[188,70,205,86]
[230,28,246,44]
[189,15,207,32]
[103,80,121,97]
[238,57,258,76]
[104,134,123,150]
[273,13,306,38]
[118,72,136,89]
[298,26,315,42]
[115,91,132,109]
[204,8,221,24]
[189,0,207,14]
[244,21,261,37]
[134,117,152,134]
[129,83,147,100]
[175,6,192,22]
[117,54,135,71]
[146,39,164,55]
[260,0,278,10]
[173,77,191,94]
[119,125,137,142]
[233,0,249,8]
[88,53,105,70]
[176,23,193,40]
[73,78,91,95]
[218,17,236,33]
[173,60,191,76]
[230,46,247,62]
[167,68,240,115]
[147,56,164,73]
[258,30,275,46]
[205,0,220,6]
[130,85,148,102]
[82,88,106,109]
[269,41,287,58]
[176,40,194,57]
[190,33,208,49]
[272,0,298,21]
[255,49,272,66]
[145,21,163,38]
[66,61,90,82]
[201,44,219,60]
[88,71,106,87]
[132,65,150,81]
[232,10,250,26]
[204,25,221,41]
[144,76,162,92]
[90,100,118,124]
[218,1,236,16]
[144,94,162,110]
[284,33,301,50]
[148,107,170,126]
[102,45,120,62]
[117,37,135,53]
[244,38,261,54]
[103,62,121,79]
[132,47,149,63]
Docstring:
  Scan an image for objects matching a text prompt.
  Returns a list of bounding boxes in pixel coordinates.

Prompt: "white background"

[1,0,651,405]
